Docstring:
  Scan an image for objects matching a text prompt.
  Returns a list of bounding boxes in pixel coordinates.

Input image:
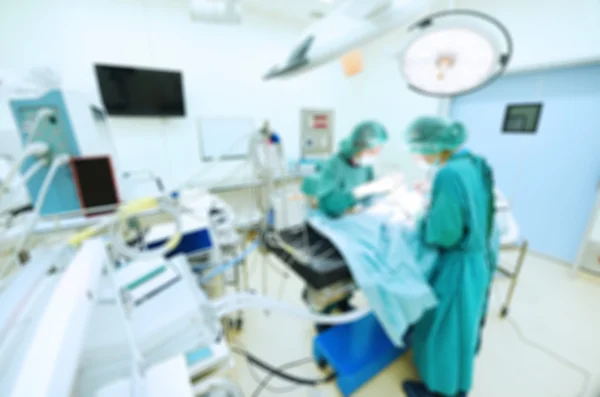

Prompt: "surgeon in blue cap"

[303,120,390,217]
[402,116,498,397]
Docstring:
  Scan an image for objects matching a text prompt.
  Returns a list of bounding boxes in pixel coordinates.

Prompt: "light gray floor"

[226,250,600,397]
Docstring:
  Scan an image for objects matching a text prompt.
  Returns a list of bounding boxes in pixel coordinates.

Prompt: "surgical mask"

[417,159,436,170]
[417,158,440,177]
[358,155,377,166]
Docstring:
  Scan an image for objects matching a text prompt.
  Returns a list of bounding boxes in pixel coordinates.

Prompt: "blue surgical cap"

[404,116,467,155]
[340,121,389,157]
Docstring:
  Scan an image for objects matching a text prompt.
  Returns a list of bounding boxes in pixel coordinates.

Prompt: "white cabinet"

[591,215,600,243]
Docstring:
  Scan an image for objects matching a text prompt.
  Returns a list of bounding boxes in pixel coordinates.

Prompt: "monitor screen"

[503,103,543,133]
[71,157,119,214]
[95,64,185,116]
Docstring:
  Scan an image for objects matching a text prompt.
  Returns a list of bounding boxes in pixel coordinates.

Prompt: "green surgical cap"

[404,116,467,155]
[340,121,389,157]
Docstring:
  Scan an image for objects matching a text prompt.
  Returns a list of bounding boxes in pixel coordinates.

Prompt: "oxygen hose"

[0,158,47,223]
[0,142,49,202]
[193,238,260,283]
[213,292,370,325]
[108,199,182,260]
[192,377,245,397]
[67,197,183,261]
[2,154,68,280]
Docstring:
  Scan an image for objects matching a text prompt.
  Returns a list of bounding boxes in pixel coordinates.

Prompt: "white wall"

[0,0,355,198]
[7,0,594,198]
[355,0,600,181]
[458,0,600,71]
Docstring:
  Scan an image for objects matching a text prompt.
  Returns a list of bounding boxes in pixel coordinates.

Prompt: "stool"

[313,314,410,396]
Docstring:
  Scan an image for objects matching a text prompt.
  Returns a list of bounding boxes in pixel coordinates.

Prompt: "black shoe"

[403,381,440,397]
[316,323,332,334]
[403,381,466,397]
[337,299,355,313]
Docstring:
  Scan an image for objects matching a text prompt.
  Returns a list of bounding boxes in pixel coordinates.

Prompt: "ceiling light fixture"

[190,0,242,24]
[397,9,513,97]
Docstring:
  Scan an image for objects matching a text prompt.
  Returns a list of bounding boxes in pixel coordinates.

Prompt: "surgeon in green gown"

[402,117,498,397]
[301,121,389,332]
[302,120,389,217]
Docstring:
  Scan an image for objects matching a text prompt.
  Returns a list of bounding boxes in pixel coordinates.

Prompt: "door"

[450,63,600,263]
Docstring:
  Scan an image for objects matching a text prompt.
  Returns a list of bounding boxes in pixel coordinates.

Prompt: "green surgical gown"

[412,150,497,396]
[303,153,374,218]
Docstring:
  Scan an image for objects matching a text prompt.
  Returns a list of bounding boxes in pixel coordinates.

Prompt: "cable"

[0,142,49,202]
[2,204,33,228]
[196,239,260,283]
[2,155,68,279]
[231,347,336,387]
[506,317,591,397]
[21,158,48,182]
[242,344,283,390]
[24,108,55,144]
[0,159,46,217]
[108,199,182,260]
[234,340,310,395]
[251,357,314,397]
[193,377,244,397]
[214,292,370,325]
[26,154,68,215]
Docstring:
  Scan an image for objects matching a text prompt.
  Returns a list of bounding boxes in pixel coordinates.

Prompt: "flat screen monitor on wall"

[502,103,543,133]
[95,64,185,116]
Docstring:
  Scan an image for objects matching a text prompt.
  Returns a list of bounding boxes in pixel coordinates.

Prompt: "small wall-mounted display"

[71,156,120,215]
[502,103,543,133]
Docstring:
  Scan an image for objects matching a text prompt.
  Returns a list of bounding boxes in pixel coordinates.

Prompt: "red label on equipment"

[312,114,329,129]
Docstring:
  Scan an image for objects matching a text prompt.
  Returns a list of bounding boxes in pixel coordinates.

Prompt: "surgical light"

[398,10,513,97]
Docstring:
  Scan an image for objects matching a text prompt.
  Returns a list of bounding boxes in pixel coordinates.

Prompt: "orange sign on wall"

[341,50,364,78]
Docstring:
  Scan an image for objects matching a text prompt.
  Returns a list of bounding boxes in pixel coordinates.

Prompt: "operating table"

[263,223,354,312]
[263,192,528,317]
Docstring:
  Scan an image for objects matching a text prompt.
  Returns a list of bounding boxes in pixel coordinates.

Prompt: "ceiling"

[244,0,338,23]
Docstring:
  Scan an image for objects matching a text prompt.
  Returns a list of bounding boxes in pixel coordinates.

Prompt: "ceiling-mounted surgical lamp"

[263,0,432,80]
[396,9,513,97]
